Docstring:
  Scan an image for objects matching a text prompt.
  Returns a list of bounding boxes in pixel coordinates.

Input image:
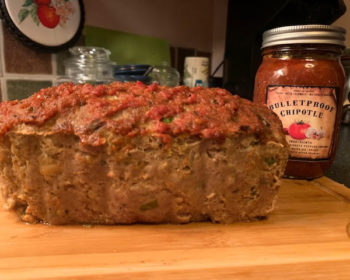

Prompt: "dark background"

[223,0,346,100]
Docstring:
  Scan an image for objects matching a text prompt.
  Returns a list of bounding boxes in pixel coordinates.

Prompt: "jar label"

[266,85,337,160]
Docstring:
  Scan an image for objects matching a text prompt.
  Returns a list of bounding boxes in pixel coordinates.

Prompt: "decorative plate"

[0,0,84,51]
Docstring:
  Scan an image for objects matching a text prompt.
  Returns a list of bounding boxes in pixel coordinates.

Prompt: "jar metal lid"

[262,25,346,49]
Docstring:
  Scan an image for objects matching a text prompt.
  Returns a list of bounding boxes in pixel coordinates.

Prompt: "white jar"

[183,57,209,87]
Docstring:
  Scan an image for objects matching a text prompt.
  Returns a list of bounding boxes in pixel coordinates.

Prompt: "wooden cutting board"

[1,177,350,280]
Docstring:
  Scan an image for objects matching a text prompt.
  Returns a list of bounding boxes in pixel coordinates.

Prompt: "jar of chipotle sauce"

[254,25,346,179]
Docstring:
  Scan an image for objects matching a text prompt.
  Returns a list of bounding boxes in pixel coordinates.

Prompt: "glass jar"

[57,47,116,85]
[254,25,346,179]
[149,62,180,87]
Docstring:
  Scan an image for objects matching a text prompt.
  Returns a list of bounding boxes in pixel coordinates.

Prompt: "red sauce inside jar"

[254,44,345,179]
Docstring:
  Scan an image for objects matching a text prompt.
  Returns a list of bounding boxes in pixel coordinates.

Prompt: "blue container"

[114,64,151,76]
[114,64,152,84]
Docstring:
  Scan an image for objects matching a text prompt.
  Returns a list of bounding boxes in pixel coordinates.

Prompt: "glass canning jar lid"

[262,25,346,49]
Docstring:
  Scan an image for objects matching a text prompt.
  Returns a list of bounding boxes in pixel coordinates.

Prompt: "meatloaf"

[0,82,288,224]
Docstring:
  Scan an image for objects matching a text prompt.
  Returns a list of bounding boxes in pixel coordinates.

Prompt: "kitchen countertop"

[326,124,350,188]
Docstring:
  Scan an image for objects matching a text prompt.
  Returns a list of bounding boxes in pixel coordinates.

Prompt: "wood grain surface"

[1,177,350,280]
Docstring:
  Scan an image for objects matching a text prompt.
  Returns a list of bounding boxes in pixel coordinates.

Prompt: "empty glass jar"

[149,62,180,87]
[57,47,116,85]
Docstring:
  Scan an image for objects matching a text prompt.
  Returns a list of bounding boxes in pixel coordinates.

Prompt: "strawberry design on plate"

[18,0,75,29]
[37,5,59,28]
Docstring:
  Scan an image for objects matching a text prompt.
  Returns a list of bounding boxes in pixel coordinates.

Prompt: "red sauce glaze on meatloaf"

[0,82,284,146]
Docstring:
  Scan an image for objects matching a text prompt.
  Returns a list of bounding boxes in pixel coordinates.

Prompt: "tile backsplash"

[6,79,52,101]
[0,21,75,101]
[2,25,53,75]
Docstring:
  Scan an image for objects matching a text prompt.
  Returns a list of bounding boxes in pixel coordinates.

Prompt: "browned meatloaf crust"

[0,82,288,224]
